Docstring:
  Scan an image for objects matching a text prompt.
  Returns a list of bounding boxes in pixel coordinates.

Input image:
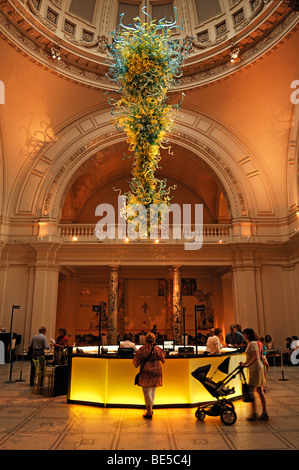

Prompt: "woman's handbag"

[27,345,33,360]
[134,372,141,386]
[240,368,254,402]
[134,345,155,386]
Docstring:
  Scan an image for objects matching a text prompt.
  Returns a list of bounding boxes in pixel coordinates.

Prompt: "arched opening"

[60,141,230,225]
[56,139,233,346]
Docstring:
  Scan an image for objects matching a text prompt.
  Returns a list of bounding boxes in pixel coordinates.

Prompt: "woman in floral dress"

[133,332,166,419]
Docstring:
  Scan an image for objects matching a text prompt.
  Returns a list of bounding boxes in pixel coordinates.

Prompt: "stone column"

[165,277,173,340]
[118,278,125,339]
[107,265,118,345]
[232,247,260,332]
[172,266,182,344]
[30,243,60,341]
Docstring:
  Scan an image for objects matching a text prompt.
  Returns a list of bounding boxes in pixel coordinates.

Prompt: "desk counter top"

[68,351,245,408]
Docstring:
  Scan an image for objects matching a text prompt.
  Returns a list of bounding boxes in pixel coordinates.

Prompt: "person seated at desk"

[206,328,223,355]
[290,336,299,353]
[225,324,245,348]
[265,335,274,351]
[283,337,292,364]
[119,336,137,352]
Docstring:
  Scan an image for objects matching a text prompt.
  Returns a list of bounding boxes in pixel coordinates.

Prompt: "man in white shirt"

[290,336,299,365]
[28,326,50,386]
[290,336,299,352]
[119,339,137,352]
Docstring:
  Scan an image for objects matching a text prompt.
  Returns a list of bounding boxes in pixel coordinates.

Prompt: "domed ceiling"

[0,0,298,90]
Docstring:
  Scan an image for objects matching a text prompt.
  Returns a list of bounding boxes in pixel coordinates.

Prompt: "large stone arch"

[9,104,278,226]
[0,109,5,219]
[286,97,299,227]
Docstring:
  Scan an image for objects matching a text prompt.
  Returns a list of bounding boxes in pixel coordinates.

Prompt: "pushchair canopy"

[191,357,236,399]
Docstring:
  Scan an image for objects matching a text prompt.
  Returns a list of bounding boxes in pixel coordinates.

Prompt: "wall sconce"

[51,44,61,61]
[230,45,240,63]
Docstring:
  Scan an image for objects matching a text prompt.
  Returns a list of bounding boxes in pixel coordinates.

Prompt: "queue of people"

[27,323,297,423]
[132,325,271,421]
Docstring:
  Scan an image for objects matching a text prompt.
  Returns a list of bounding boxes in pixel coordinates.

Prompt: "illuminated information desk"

[68,346,245,408]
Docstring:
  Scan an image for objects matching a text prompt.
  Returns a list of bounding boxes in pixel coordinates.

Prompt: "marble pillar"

[172,266,182,344]
[118,278,125,338]
[165,278,173,340]
[107,266,118,345]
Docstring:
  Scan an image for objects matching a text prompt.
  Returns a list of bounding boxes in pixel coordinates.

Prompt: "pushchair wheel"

[195,409,205,421]
[220,407,237,426]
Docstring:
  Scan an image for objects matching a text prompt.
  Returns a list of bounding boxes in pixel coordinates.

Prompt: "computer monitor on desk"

[163,340,174,353]
[118,347,135,358]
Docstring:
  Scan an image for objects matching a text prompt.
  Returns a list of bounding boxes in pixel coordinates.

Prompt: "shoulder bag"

[240,367,254,402]
[134,344,155,386]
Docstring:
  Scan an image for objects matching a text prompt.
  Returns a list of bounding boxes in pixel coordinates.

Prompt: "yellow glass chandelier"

[107,7,190,228]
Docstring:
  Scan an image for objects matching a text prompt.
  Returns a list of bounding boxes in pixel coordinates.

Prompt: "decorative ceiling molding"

[10,106,261,223]
[0,0,298,90]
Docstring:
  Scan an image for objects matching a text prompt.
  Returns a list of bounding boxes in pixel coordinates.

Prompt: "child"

[258,337,269,392]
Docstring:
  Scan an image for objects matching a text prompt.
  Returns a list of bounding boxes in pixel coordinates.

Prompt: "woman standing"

[240,328,269,421]
[52,327,68,365]
[133,332,166,419]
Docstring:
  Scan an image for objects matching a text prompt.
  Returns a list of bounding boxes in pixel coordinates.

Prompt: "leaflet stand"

[278,348,288,381]
[15,301,27,383]
[5,305,20,384]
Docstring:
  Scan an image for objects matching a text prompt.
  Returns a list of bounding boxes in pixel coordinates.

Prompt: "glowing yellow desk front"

[68,353,245,408]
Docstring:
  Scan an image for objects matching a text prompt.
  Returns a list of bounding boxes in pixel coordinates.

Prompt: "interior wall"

[0,266,31,343]
[261,265,299,349]
[55,269,234,344]
[0,248,298,350]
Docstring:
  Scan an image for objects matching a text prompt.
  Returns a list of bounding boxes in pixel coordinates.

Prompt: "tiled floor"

[0,360,298,452]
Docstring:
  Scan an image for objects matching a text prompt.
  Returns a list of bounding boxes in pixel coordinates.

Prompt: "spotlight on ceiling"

[230,45,240,63]
[51,44,61,61]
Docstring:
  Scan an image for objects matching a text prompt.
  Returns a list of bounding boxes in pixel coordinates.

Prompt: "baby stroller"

[191,357,243,426]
